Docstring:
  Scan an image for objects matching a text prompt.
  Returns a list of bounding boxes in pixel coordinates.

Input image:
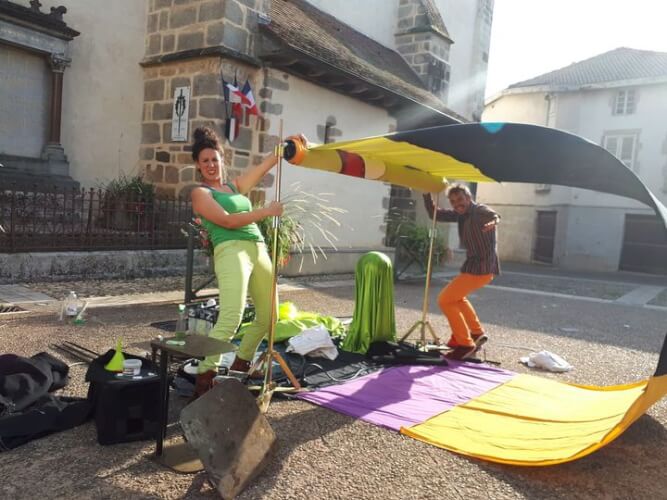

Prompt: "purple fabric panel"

[298,361,515,431]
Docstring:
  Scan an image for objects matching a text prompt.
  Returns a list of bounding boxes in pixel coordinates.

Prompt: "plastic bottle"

[64,291,79,317]
[175,304,188,341]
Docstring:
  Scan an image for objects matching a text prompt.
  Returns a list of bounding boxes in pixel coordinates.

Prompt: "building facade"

[482,48,667,274]
[1,0,494,272]
[0,0,145,188]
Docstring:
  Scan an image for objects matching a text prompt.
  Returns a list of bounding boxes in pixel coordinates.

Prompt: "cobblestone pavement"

[1,279,666,500]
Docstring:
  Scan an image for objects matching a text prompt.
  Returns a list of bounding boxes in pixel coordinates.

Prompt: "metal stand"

[400,192,442,348]
[254,120,301,413]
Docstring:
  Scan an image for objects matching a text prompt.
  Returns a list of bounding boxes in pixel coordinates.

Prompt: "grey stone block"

[233,153,249,169]
[159,10,169,29]
[199,0,225,22]
[193,73,221,96]
[414,14,428,27]
[259,101,282,115]
[236,0,257,9]
[142,123,161,144]
[147,33,162,56]
[170,6,197,29]
[155,0,172,9]
[199,97,225,118]
[177,31,205,52]
[222,23,248,53]
[163,123,172,142]
[181,167,195,182]
[140,147,155,160]
[153,102,173,121]
[162,34,176,52]
[145,164,164,182]
[147,13,159,33]
[224,0,244,25]
[265,75,288,91]
[171,76,191,94]
[156,150,171,162]
[145,79,165,101]
[233,127,252,151]
[206,22,224,46]
[165,166,180,184]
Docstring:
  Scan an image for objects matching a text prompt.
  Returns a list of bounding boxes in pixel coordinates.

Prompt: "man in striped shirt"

[424,184,500,360]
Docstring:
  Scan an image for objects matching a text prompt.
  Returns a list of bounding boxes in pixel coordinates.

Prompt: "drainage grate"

[0,304,25,314]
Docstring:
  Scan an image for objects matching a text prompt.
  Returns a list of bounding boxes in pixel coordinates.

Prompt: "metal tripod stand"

[399,192,442,348]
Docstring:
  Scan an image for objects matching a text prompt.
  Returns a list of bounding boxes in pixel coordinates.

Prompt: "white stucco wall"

[480,81,667,270]
[16,0,146,187]
[305,0,398,49]
[267,71,396,250]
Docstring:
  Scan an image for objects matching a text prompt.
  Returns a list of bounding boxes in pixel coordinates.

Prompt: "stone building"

[1,0,494,272]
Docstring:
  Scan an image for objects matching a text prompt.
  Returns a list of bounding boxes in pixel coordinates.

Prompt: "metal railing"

[0,186,192,253]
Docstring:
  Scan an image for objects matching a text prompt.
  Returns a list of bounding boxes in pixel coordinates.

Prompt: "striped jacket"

[424,195,500,275]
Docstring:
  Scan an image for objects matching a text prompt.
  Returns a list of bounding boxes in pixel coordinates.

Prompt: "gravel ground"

[22,275,208,301]
[1,282,666,500]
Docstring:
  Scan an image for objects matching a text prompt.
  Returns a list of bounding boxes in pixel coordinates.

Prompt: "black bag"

[0,352,92,451]
[366,341,448,366]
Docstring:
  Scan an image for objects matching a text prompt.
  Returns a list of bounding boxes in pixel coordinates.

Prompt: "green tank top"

[199,183,264,247]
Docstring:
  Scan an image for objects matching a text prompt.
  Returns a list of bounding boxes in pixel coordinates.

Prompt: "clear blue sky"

[485,0,667,97]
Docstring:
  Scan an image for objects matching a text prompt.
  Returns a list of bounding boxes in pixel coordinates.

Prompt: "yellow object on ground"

[402,370,667,466]
[104,339,125,372]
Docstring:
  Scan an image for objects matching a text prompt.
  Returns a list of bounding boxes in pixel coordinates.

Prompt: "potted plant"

[101,175,156,231]
[255,185,347,272]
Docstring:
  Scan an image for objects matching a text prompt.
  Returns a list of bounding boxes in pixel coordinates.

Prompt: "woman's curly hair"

[191,126,223,161]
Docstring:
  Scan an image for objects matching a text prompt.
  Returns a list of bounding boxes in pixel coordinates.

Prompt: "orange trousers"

[437,273,493,347]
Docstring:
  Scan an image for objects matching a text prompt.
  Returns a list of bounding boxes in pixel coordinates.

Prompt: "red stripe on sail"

[338,151,365,178]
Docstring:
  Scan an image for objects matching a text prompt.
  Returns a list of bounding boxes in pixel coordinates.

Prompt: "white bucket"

[123,359,142,376]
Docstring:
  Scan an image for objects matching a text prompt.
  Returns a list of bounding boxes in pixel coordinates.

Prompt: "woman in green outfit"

[189,127,304,397]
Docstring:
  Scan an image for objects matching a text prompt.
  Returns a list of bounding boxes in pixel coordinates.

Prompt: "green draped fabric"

[341,251,397,354]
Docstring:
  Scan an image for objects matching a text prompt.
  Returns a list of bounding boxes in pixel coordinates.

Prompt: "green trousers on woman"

[199,239,277,373]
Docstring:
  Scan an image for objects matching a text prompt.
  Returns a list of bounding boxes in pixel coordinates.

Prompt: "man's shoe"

[472,332,488,350]
[445,345,477,360]
[445,337,459,348]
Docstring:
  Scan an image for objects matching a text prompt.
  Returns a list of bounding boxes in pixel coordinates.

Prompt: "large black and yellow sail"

[284,122,667,230]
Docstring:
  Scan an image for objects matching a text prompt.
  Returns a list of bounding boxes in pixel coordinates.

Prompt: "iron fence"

[0,186,193,253]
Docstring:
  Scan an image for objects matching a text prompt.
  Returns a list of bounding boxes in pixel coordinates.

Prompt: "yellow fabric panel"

[402,373,667,466]
[461,374,646,422]
[295,149,342,173]
[314,138,496,185]
[614,374,667,434]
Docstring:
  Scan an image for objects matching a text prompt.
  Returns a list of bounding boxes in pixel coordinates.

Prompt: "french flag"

[223,77,260,142]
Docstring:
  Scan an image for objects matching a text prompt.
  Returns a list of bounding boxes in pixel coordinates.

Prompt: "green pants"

[199,239,277,373]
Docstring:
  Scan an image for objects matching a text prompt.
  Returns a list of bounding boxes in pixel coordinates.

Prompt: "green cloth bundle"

[236,308,345,343]
[341,251,397,354]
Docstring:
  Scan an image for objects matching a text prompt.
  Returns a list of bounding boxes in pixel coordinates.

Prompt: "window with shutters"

[603,133,638,172]
[613,89,636,115]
